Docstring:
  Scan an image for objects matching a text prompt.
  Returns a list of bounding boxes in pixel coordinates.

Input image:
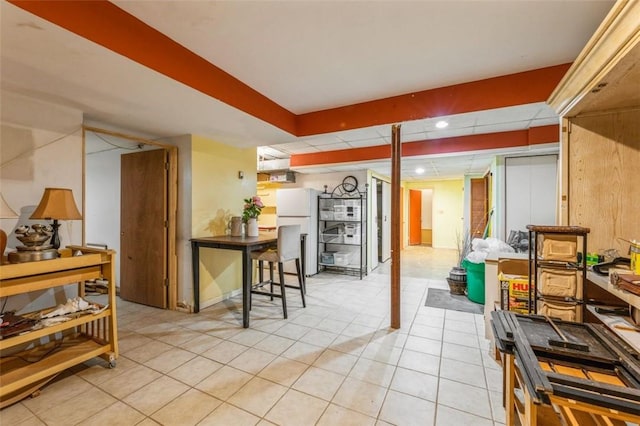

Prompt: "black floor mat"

[425,288,483,314]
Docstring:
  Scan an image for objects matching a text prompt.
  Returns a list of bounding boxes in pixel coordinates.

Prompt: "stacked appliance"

[276,188,319,275]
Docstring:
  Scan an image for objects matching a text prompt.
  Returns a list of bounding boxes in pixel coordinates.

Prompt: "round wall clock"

[342,175,358,193]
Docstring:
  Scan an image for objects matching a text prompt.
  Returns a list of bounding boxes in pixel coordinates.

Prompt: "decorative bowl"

[17,232,51,247]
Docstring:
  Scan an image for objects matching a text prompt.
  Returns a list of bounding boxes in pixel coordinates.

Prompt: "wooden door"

[409,189,422,245]
[470,177,488,239]
[120,149,168,308]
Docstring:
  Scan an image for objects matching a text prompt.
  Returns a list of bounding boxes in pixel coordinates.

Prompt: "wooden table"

[190,234,277,327]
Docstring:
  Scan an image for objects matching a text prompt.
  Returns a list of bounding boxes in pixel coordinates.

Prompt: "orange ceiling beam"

[289,124,559,167]
[11,0,570,142]
[295,65,570,136]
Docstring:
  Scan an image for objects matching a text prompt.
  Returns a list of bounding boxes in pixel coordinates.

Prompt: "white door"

[370,178,379,270]
[381,181,391,262]
[505,155,558,237]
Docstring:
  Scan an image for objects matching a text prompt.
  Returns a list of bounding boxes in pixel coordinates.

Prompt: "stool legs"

[295,258,306,308]
[250,257,305,320]
[277,262,288,319]
[269,262,274,301]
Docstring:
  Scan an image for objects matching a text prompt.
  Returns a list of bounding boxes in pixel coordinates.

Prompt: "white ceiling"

[0,1,614,180]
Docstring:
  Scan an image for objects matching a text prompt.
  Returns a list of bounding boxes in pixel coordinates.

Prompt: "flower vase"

[247,218,259,237]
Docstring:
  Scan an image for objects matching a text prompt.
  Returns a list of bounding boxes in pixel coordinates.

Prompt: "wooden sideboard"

[0,246,118,407]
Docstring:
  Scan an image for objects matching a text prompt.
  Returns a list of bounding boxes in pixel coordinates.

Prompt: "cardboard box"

[499,272,533,314]
[498,258,529,275]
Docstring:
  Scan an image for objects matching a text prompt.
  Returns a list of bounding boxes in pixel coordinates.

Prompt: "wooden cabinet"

[548,0,639,253]
[547,0,640,351]
[0,246,118,407]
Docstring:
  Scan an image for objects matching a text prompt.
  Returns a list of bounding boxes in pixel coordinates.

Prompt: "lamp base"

[8,248,58,263]
[50,220,61,250]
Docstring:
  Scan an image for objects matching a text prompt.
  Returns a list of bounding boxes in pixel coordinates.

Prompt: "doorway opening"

[408,188,433,246]
[370,177,391,270]
[83,126,178,309]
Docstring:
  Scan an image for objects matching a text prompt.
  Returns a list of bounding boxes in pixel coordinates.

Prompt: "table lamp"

[0,193,19,255]
[29,188,82,249]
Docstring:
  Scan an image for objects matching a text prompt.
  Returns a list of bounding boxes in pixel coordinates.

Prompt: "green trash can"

[462,259,485,304]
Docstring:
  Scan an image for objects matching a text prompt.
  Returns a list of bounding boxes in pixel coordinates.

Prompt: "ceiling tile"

[299,135,344,146]
[347,138,388,148]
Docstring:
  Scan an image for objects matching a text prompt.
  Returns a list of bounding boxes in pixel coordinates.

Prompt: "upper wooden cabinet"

[547,0,639,255]
[548,0,640,117]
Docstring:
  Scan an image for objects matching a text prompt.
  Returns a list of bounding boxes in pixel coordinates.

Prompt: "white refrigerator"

[276,188,319,275]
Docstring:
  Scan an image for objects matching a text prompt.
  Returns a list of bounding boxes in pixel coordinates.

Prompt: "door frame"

[82,126,178,310]
[470,177,489,238]
[370,177,379,270]
[381,180,391,261]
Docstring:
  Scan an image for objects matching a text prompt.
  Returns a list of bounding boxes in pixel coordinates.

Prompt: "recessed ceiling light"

[435,120,448,129]
[415,167,425,174]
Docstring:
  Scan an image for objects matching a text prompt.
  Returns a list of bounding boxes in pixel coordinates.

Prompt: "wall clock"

[342,175,358,193]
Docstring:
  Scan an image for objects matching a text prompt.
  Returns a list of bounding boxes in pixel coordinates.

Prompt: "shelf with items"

[318,194,367,279]
[526,225,589,322]
[587,271,640,311]
[0,246,118,406]
[584,305,640,354]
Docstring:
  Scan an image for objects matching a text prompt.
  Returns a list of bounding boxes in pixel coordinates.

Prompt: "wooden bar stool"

[250,225,306,319]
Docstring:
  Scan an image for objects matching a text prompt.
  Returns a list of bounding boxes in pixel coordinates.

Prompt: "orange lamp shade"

[30,188,82,220]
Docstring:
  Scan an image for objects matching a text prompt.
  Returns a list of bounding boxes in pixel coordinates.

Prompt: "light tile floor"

[1,246,505,425]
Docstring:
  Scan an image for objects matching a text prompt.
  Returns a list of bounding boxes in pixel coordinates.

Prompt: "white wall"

[1,90,84,311]
[85,136,123,286]
[295,171,368,195]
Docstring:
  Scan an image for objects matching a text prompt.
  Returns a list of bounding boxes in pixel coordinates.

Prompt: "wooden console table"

[0,246,118,407]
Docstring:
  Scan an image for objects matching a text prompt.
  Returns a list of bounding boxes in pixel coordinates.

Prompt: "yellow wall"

[404,179,464,249]
[191,135,257,307]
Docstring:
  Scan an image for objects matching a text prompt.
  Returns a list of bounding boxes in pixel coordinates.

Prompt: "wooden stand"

[504,352,638,426]
[493,311,640,426]
[0,246,118,407]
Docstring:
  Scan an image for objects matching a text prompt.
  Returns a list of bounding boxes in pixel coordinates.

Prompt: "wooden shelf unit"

[0,246,118,404]
[547,0,640,342]
[547,1,639,271]
[526,225,589,321]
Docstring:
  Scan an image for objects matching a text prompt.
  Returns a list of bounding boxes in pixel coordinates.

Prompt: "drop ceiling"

[0,1,615,180]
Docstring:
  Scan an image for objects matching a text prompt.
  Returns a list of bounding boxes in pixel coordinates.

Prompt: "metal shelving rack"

[317,192,367,279]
